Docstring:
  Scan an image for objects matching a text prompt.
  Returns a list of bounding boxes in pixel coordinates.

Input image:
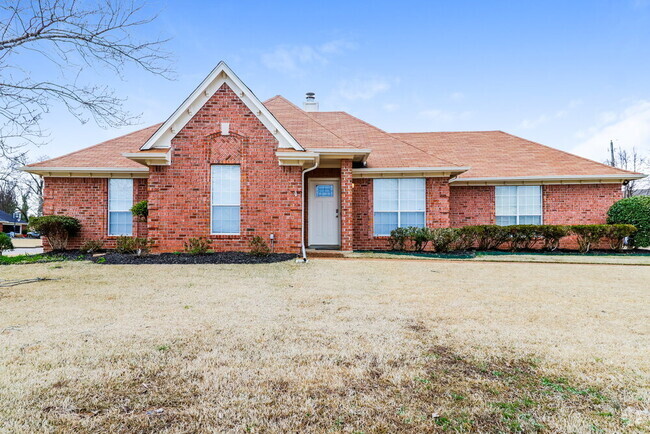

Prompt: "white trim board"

[140,61,304,151]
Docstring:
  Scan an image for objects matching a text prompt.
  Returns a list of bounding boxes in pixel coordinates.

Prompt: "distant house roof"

[23,94,645,183]
[0,210,27,225]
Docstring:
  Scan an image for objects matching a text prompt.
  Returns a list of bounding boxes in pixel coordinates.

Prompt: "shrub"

[115,236,153,256]
[507,225,541,251]
[455,226,477,251]
[429,228,460,253]
[184,237,211,254]
[570,225,608,253]
[249,236,271,256]
[0,233,14,256]
[607,196,650,247]
[29,215,81,251]
[79,240,104,254]
[407,227,432,252]
[538,225,569,251]
[465,225,509,250]
[604,224,637,251]
[388,227,410,251]
[131,200,148,220]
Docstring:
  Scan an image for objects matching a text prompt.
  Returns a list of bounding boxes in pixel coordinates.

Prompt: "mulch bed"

[90,251,296,265]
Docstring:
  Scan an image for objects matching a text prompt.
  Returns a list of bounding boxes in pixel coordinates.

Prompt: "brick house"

[24,62,645,256]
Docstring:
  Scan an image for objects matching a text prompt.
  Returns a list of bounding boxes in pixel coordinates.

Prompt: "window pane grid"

[495,186,542,226]
[373,178,425,236]
[211,165,241,234]
[108,179,133,236]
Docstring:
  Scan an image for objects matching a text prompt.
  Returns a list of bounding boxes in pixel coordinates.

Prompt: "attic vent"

[303,92,319,112]
[221,122,230,135]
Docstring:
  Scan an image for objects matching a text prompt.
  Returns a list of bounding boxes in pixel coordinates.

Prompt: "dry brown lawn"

[0,259,648,432]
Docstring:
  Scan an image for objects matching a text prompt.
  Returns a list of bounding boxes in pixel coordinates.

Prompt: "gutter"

[300,156,320,262]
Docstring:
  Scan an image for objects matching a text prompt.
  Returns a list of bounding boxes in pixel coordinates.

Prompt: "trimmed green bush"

[131,200,148,220]
[570,225,609,253]
[115,236,153,256]
[429,228,460,253]
[604,224,637,251]
[607,196,650,247]
[0,233,14,255]
[407,227,432,252]
[388,227,411,251]
[29,215,81,251]
[184,237,212,254]
[507,225,541,251]
[537,225,570,251]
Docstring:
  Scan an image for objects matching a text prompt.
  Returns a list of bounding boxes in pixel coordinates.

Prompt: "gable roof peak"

[141,62,304,151]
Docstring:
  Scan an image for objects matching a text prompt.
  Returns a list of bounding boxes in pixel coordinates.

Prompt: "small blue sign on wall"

[316,184,334,197]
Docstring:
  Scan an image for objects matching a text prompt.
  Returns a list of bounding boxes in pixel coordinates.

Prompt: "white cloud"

[572,100,650,162]
[382,103,400,112]
[418,109,471,122]
[519,99,582,129]
[261,40,355,75]
[337,77,391,101]
[449,92,465,101]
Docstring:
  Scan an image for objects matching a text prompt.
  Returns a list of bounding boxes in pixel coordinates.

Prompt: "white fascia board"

[140,61,304,151]
[275,151,319,166]
[310,149,372,162]
[450,173,647,185]
[352,166,470,178]
[20,166,149,178]
[122,152,171,166]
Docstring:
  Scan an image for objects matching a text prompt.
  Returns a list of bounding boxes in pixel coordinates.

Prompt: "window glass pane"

[212,165,241,234]
[400,212,425,228]
[374,212,398,236]
[495,186,517,216]
[212,206,240,234]
[109,211,133,236]
[519,215,542,225]
[496,216,517,226]
[316,184,334,197]
[518,186,542,215]
[212,165,240,205]
[399,178,425,211]
[108,179,133,236]
[373,179,398,211]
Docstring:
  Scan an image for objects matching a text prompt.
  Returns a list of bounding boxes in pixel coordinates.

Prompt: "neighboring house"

[23,62,645,255]
[0,210,27,235]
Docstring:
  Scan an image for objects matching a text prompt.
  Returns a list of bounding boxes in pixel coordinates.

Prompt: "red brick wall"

[543,184,622,224]
[351,177,453,250]
[340,160,353,251]
[147,83,302,253]
[42,177,148,250]
[449,184,622,227]
[449,186,495,226]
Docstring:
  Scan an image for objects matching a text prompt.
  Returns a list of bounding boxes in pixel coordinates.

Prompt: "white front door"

[308,179,340,246]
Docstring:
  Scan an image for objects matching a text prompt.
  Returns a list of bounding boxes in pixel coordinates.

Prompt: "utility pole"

[609,140,616,166]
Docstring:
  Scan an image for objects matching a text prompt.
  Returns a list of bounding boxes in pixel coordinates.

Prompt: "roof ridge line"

[335,111,463,167]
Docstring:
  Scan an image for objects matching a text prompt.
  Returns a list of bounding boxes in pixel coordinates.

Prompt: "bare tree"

[0,0,173,156]
[606,141,649,197]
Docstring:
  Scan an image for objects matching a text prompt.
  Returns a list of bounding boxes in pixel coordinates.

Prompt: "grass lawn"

[1,259,649,432]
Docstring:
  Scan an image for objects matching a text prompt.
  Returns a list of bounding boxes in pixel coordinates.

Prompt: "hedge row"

[389,224,637,254]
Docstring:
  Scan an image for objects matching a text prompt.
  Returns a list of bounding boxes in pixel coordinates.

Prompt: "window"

[315,184,334,197]
[211,165,240,234]
[495,185,542,225]
[108,179,133,236]
[373,178,425,236]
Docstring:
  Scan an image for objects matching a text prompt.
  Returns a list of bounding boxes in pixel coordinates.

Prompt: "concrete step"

[305,249,349,258]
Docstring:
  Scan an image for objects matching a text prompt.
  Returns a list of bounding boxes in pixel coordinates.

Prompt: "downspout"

[300,156,320,262]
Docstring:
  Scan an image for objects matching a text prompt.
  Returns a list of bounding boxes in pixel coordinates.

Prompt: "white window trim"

[495,185,544,225]
[107,178,134,236]
[210,164,241,236]
[373,178,426,236]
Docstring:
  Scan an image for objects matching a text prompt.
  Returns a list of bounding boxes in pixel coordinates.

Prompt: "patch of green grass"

[156,345,170,352]
[0,253,89,265]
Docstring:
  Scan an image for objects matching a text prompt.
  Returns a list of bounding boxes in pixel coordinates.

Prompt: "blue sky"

[36,0,650,164]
